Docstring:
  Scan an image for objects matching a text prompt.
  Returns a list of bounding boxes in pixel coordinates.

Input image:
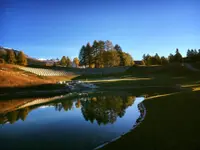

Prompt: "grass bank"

[101,89,200,150]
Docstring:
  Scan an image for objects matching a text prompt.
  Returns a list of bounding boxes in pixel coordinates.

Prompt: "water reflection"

[0,108,30,124]
[81,96,135,125]
[0,94,136,126]
[0,93,144,150]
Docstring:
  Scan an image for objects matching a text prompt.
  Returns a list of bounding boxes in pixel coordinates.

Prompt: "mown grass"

[101,89,200,150]
[73,64,200,89]
[88,63,200,150]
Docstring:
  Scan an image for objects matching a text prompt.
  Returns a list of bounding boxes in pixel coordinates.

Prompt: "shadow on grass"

[101,90,200,150]
[0,84,67,100]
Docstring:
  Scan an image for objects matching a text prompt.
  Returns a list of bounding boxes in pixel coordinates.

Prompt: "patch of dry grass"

[0,64,75,87]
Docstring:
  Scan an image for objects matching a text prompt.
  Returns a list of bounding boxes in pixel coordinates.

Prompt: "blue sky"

[1,0,199,60]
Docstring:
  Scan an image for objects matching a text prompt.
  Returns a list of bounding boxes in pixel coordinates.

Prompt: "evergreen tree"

[92,40,100,68]
[151,56,157,65]
[154,53,161,65]
[79,45,87,66]
[114,44,125,66]
[174,48,182,63]
[85,43,94,68]
[17,51,27,66]
[187,49,191,58]
[78,40,134,68]
[98,40,105,68]
[66,57,72,67]
[114,44,122,52]
[161,56,168,65]
[168,53,175,63]
[193,49,198,62]
[6,50,16,64]
[145,54,152,65]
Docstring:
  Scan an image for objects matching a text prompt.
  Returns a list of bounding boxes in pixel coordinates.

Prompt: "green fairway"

[73,64,200,90]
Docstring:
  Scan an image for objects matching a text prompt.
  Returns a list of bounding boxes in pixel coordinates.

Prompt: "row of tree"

[1,95,135,125]
[0,50,27,66]
[143,49,183,65]
[79,40,134,68]
[60,56,79,67]
[2,46,199,68]
[186,49,200,62]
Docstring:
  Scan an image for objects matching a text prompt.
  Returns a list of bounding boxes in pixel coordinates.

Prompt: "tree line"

[1,46,199,68]
[143,49,184,65]
[59,56,79,67]
[0,49,27,66]
[78,40,134,68]
[186,49,200,62]
[143,48,200,66]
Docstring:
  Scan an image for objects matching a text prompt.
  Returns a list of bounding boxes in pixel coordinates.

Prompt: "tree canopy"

[60,56,67,66]
[78,40,134,68]
[17,51,27,66]
[6,50,16,64]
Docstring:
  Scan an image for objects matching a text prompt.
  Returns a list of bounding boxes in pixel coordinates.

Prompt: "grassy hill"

[0,46,50,66]
[0,64,74,88]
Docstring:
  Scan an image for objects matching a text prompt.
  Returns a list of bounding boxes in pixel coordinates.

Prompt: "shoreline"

[93,99,147,150]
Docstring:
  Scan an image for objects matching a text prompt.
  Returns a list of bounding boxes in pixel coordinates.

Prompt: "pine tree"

[174,49,182,63]
[168,53,174,63]
[144,54,151,65]
[114,44,125,66]
[17,51,27,66]
[66,57,72,67]
[98,40,105,68]
[79,45,87,66]
[114,44,122,52]
[85,43,94,68]
[154,53,161,65]
[187,49,191,58]
[92,40,99,68]
[161,56,168,65]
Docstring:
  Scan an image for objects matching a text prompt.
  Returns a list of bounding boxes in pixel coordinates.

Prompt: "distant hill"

[0,46,56,66]
[0,46,21,58]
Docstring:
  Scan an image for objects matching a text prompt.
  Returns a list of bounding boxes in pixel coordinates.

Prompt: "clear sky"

[1,0,199,60]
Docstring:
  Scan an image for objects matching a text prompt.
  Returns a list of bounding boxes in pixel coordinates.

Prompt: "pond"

[0,93,144,150]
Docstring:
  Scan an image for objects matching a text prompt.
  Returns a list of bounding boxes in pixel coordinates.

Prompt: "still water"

[0,93,144,150]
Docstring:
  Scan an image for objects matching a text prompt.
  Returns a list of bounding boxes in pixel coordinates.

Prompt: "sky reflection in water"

[0,94,144,150]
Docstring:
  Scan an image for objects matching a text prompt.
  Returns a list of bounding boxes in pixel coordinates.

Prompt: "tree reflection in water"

[0,95,136,125]
[0,107,30,124]
[81,96,136,125]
